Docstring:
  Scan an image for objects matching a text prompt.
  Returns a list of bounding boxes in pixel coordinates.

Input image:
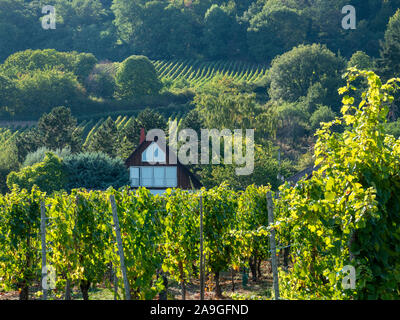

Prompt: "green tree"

[310,105,336,132]
[7,152,67,193]
[180,109,204,136]
[0,0,40,61]
[273,102,310,146]
[22,147,72,168]
[203,4,246,59]
[85,117,119,157]
[194,77,260,130]
[112,0,200,59]
[246,5,308,62]
[40,0,118,60]
[0,135,20,194]
[379,9,400,80]
[85,62,117,99]
[268,44,345,109]
[118,109,167,159]
[0,74,17,115]
[14,69,85,117]
[348,51,374,70]
[115,55,162,99]
[199,144,294,190]
[1,49,97,84]
[36,107,83,153]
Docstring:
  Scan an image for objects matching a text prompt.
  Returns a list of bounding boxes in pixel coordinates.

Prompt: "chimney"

[140,128,146,144]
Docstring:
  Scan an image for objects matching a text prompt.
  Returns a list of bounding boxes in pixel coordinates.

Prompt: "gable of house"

[125,139,202,191]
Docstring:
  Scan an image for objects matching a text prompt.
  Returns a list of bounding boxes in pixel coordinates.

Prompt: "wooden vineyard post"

[199,193,205,300]
[112,263,118,301]
[267,191,280,300]
[110,195,131,300]
[40,202,48,300]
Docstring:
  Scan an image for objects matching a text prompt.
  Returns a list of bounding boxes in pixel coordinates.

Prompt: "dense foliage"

[277,70,400,299]
[0,184,270,300]
[2,0,399,62]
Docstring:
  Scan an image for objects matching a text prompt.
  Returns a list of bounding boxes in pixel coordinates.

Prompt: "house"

[125,129,202,195]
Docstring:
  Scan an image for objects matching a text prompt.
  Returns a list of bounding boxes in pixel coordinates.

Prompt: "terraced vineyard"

[80,115,132,148]
[153,59,268,86]
[0,113,185,149]
[0,126,31,145]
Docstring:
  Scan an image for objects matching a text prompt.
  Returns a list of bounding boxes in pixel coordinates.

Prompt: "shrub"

[23,147,72,168]
[63,152,129,191]
[14,69,84,117]
[310,105,336,131]
[115,55,162,99]
[7,152,67,193]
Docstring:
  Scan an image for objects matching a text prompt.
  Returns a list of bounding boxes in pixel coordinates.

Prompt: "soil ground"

[0,261,276,300]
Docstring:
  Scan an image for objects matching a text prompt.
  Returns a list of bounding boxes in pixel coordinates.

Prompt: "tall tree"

[115,55,162,99]
[0,0,39,61]
[118,109,167,159]
[36,106,83,153]
[268,44,345,111]
[246,5,308,62]
[379,9,400,80]
[85,117,119,157]
[203,4,246,59]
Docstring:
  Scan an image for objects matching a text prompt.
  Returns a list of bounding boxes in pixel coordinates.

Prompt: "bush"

[7,152,67,193]
[348,51,374,70]
[115,55,162,99]
[63,152,129,191]
[0,49,97,83]
[23,147,72,168]
[85,62,117,99]
[310,105,336,131]
[14,69,85,117]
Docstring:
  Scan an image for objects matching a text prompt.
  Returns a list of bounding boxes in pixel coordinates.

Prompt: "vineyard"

[1,71,400,300]
[0,114,175,155]
[0,184,276,300]
[153,59,268,87]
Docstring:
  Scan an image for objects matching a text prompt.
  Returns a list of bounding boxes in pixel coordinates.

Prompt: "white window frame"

[130,167,140,187]
[130,166,177,188]
[142,142,166,163]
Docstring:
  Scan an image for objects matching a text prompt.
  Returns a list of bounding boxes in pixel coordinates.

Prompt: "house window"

[141,167,153,187]
[130,166,177,188]
[142,143,166,163]
[154,167,165,187]
[166,167,177,186]
[130,167,140,187]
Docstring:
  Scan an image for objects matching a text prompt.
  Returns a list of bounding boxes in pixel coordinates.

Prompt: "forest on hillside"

[1,0,400,195]
[1,0,400,62]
